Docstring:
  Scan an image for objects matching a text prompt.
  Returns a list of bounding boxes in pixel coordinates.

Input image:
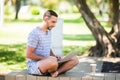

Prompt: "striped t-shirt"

[26,27,52,74]
[27,27,51,57]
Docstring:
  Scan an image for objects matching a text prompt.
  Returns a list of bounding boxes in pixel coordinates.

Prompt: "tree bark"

[15,0,21,20]
[74,0,120,57]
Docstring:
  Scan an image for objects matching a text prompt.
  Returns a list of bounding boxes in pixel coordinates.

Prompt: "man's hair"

[43,10,58,18]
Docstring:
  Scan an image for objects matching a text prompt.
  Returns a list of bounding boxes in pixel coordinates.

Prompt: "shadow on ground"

[0,43,26,65]
[101,61,120,73]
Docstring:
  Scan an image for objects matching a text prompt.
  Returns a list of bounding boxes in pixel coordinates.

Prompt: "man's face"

[46,16,58,30]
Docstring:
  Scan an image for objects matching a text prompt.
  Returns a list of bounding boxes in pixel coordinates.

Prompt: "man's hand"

[55,55,62,61]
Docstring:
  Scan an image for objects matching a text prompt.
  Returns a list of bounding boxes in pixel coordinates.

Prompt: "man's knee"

[43,56,58,72]
[72,56,79,65]
[38,56,58,73]
[47,58,58,73]
[47,63,58,73]
[47,56,58,66]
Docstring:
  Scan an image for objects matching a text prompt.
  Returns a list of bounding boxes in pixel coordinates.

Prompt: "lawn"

[0,13,110,72]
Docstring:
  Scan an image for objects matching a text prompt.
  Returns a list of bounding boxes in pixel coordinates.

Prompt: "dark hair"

[43,10,58,18]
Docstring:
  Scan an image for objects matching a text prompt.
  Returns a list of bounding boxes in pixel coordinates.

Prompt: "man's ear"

[44,16,49,22]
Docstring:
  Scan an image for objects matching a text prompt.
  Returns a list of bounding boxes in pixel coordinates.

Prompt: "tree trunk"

[107,0,114,25]
[15,0,21,20]
[74,0,120,57]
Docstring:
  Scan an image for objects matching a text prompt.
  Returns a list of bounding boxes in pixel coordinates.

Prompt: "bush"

[63,46,90,56]
[30,6,40,15]
[4,6,11,15]
[72,5,79,13]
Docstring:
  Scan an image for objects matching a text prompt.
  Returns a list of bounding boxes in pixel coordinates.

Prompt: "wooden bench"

[0,70,120,80]
[0,57,120,80]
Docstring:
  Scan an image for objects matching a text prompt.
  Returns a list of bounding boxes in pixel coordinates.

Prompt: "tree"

[107,0,116,25]
[40,0,59,10]
[74,0,120,57]
[15,0,21,20]
[4,0,21,20]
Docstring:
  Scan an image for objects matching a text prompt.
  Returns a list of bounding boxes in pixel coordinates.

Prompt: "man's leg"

[51,56,79,77]
[38,56,58,74]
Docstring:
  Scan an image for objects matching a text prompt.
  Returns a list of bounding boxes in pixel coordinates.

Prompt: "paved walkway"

[58,57,103,77]
[63,57,119,73]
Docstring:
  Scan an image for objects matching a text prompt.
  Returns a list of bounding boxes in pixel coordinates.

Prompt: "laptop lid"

[58,50,80,63]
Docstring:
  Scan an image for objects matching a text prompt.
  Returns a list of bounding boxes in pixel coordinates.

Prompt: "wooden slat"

[70,77,81,80]
[82,73,93,80]
[0,76,4,80]
[26,75,37,80]
[92,73,104,80]
[104,73,115,80]
[93,77,104,80]
[116,74,120,80]
[16,75,26,80]
[82,76,92,80]
[59,77,70,80]
[59,72,84,77]
[0,72,9,80]
[37,76,48,80]
[5,76,16,80]
[48,77,59,80]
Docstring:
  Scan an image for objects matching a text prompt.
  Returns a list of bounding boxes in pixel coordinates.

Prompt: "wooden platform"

[0,70,120,80]
[0,57,120,80]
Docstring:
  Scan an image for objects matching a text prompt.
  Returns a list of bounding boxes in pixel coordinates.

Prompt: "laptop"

[58,50,80,63]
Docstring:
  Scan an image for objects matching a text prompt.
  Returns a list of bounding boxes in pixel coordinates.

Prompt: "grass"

[0,44,26,63]
[0,13,110,72]
[0,43,90,72]
[63,46,91,56]
[0,43,27,72]
[64,34,94,41]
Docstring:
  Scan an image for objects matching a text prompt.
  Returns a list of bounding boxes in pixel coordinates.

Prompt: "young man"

[26,10,79,77]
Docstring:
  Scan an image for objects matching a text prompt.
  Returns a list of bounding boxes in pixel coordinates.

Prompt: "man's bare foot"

[51,71,59,77]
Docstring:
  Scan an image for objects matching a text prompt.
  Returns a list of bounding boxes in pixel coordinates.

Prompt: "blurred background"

[0,0,112,72]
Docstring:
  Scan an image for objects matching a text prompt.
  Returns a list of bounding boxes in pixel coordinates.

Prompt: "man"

[26,10,79,77]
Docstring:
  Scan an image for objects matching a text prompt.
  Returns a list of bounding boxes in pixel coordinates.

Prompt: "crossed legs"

[51,56,79,77]
[38,56,58,74]
[38,56,79,77]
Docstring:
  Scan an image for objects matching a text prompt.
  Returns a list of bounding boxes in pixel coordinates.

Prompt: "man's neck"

[39,23,48,34]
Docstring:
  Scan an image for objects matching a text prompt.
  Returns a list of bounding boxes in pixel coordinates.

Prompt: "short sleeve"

[27,32,39,48]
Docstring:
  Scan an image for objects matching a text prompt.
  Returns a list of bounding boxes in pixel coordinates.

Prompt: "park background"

[0,0,113,72]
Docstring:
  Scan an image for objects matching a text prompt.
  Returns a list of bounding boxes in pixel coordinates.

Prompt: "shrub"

[30,6,40,15]
[4,6,11,15]
[72,5,79,13]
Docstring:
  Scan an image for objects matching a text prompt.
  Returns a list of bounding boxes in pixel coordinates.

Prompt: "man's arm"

[26,46,46,60]
[50,49,56,56]
[50,49,62,61]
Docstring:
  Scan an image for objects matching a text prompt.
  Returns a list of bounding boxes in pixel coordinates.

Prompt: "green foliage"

[64,34,95,41]
[72,5,79,13]
[4,6,11,15]
[64,17,83,23]
[63,46,90,56]
[30,6,40,15]
[40,0,59,10]
[0,44,26,65]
